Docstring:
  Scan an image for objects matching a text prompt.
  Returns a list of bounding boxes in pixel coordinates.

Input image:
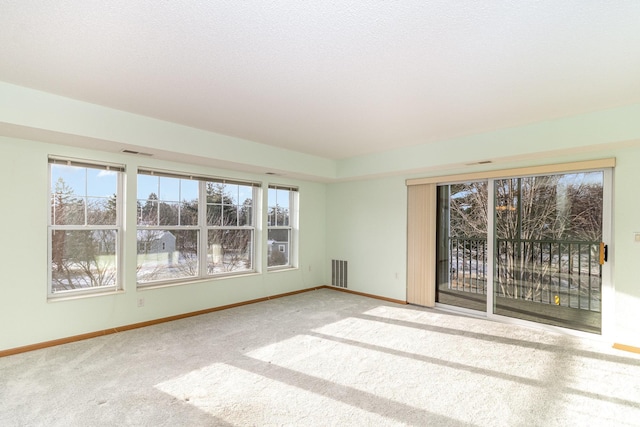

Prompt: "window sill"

[137,271,261,290]
[267,266,298,273]
[48,288,125,302]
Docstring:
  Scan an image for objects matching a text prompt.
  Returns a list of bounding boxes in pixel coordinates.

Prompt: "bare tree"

[446,173,603,306]
[207,184,253,273]
[51,178,118,291]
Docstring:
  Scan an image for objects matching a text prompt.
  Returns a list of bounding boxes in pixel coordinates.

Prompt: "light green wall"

[0,138,327,351]
[327,144,640,348]
[337,103,640,179]
[3,81,640,352]
[0,81,337,180]
[607,147,640,347]
[325,176,407,301]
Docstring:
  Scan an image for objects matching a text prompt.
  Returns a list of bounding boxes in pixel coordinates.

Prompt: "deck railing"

[448,237,602,312]
[448,237,488,295]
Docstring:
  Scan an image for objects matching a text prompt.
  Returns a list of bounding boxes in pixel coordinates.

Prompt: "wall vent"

[464,160,492,166]
[121,149,153,156]
[332,260,348,288]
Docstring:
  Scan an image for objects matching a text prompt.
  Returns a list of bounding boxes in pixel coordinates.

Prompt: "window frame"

[406,158,615,336]
[136,168,260,287]
[136,171,201,284]
[48,157,124,298]
[204,180,258,277]
[267,184,298,270]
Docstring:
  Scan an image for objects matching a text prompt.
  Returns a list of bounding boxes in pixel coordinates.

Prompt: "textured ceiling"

[1,1,640,159]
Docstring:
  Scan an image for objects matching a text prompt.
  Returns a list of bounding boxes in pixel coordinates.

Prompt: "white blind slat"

[268,184,299,192]
[138,168,261,187]
[49,157,125,172]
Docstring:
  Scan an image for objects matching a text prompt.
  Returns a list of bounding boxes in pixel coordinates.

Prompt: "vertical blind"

[406,183,436,307]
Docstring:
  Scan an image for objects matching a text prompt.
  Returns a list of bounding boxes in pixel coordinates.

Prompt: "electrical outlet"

[137,297,145,307]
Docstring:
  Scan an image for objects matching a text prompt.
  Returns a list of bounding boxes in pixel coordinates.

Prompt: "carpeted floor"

[2,288,640,426]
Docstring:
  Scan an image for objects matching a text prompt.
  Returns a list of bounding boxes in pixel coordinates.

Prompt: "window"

[407,158,614,334]
[267,185,297,269]
[206,182,256,275]
[137,172,199,283]
[137,169,259,285]
[49,158,123,296]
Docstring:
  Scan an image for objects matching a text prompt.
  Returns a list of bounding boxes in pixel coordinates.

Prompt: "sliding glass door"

[436,181,489,311]
[436,170,608,333]
[493,171,604,333]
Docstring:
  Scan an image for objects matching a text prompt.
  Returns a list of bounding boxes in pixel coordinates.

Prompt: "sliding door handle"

[599,242,608,265]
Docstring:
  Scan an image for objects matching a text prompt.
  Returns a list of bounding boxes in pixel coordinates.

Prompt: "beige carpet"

[2,288,640,426]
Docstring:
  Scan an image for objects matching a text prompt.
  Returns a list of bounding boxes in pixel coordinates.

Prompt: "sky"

[51,164,259,206]
[137,174,198,202]
[51,164,117,198]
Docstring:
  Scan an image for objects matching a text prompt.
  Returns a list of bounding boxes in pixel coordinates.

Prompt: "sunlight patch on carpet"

[155,362,399,425]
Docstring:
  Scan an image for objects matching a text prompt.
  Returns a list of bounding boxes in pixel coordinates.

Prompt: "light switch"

[634,233,640,242]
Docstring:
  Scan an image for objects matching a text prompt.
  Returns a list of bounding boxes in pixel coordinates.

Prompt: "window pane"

[87,168,117,197]
[493,172,604,333]
[278,207,290,226]
[238,185,253,206]
[239,205,252,226]
[180,201,198,226]
[268,229,290,267]
[207,229,253,274]
[267,206,276,227]
[495,178,519,240]
[269,188,291,226]
[136,229,199,283]
[51,164,119,226]
[51,164,85,198]
[276,189,290,209]
[436,182,488,311]
[159,176,180,201]
[51,229,117,292]
[137,174,159,200]
[206,182,233,225]
[223,204,238,226]
[277,190,290,226]
[180,179,199,204]
[207,203,222,226]
[87,197,117,225]
[138,174,200,226]
[159,202,179,226]
[206,182,225,203]
[238,186,253,226]
[268,188,277,207]
[52,196,85,225]
[138,199,158,225]
[50,162,121,295]
[225,184,239,204]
